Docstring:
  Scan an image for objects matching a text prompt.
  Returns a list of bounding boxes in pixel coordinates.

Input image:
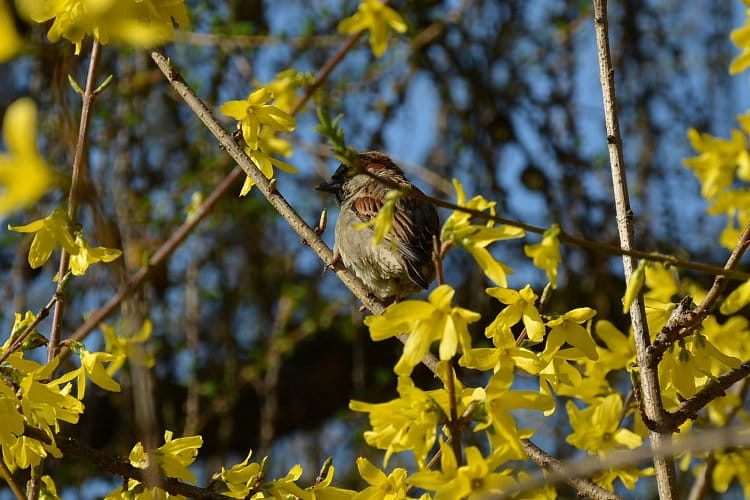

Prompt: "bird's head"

[315,151,405,204]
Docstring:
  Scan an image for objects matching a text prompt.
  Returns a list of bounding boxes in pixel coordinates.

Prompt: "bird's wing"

[352,194,439,289]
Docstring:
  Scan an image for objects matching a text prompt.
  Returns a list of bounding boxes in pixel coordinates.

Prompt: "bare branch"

[649,221,750,363]
[505,425,750,499]
[47,41,103,365]
[591,0,677,496]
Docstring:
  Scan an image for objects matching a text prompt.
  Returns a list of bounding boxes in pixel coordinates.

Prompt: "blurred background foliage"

[1,0,748,497]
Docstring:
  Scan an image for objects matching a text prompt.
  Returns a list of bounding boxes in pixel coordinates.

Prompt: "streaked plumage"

[316,152,440,300]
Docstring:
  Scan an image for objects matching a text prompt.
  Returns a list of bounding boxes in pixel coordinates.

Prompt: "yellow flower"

[69,234,122,276]
[524,225,561,288]
[541,307,598,361]
[101,319,154,375]
[17,0,188,54]
[566,394,641,456]
[622,260,646,314]
[240,146,298,196]
[54,348,121,399]
[364,284,481,375]
[731,4,750,74]
[129,430,203,483]
[353,458,408,500]
[713,448,750,497]
[408,440,517,500]
[484,285,545,343]
[474,364,553,458]
[338,0,407,58]
[350,377,441,468]
[0,98,53,217]
[0,0,22,61]
[441,179,524,287]
[40,475,62,500]
[258,69,313,113]
[8,209,79,268]
[220,450,264,499]
[220,88,296,150]
[683,127,747,200]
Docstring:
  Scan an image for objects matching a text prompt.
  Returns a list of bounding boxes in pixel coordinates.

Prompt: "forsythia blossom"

[441,179,524,287]
[17,0,188,54]
[0,98,53,217]
[364,284,481,375]
[338,0,407,57]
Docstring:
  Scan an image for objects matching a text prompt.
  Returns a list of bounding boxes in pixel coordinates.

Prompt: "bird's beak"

[315,178,341,193]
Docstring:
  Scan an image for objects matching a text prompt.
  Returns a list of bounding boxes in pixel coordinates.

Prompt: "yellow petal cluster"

[338,0,407,57]
[17,0,188,54]
[0,98,52,217]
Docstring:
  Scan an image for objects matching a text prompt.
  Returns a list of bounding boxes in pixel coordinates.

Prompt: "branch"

[0,291,60,365]
[520,440,620,500]
[0,458,26,500]
[591,0,677,497]
[670,359,750,427]
[649,221,750,364]
[64,28,370,353]
[355,164,750,281]
[23,427,232,500]
[47,41,103,364]
[504,425,750,499]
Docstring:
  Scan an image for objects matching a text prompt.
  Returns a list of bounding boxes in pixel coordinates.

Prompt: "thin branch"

[0,291,60,365]
[591,0,677,497]
[445,359,462,466]
[670,359,750,427]
[0,458,26,500]
[686,379,748,500]
[48,40,103,364]
[505,425,750,499]
[174,31,341,49]
[357,168,750,281]
[23,427,232,500]
[520,440,620,500]
[649,220,750,363]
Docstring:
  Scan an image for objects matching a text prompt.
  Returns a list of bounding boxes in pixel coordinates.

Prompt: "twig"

[0,291,60,365]
[47,41,103,363]
[686,379,748,500]
[590,0,677,497]
[357,168,750,281]
[22,427,232,500]
[505,425,750,499]
[669,359,750,427]
[519,440,620,500]
[445,359,462,466]
[0,458,26,500]
[649,221,750,363]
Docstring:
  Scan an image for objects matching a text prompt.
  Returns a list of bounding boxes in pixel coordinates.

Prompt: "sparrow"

[315,151,440,301]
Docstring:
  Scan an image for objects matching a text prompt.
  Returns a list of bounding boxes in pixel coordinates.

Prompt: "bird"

[315,151,440,302]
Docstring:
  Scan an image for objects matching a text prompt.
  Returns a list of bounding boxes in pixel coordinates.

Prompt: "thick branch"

[591,0,677,497]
